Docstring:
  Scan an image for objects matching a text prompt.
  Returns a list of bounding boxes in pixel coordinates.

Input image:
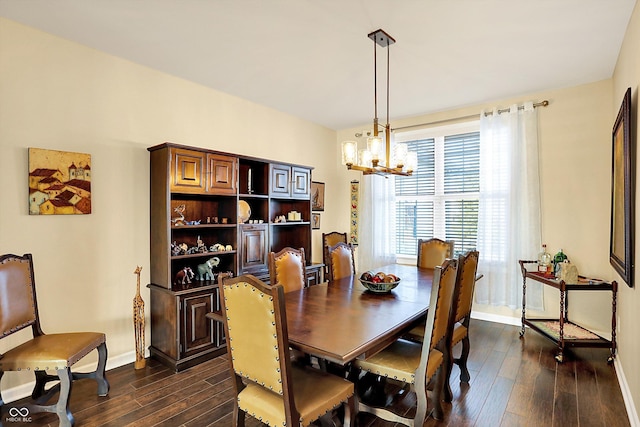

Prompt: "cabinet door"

[291,167,310,199]
[240,225,268,273]
[207,154,237,195]
[171,148,206,194]
[182,292,214,356]
[270,164,291,197]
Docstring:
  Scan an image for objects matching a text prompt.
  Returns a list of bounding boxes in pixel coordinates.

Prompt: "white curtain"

[358,174,397,272]
[475,102,543,310]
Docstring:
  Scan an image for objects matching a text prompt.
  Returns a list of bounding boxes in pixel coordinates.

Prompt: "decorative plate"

[238,200,251,223]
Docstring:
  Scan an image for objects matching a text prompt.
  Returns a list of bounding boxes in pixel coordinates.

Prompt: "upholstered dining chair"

[443,250,479,402]
[268,247,306,293]
[326,242,356,282]
[354,259,458,424]
[322,232,347,277]
[220,274,355,426]
[0,253,109,427]
[417,238,454,269]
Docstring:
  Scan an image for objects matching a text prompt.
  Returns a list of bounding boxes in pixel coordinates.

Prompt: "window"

[395,122,480,257]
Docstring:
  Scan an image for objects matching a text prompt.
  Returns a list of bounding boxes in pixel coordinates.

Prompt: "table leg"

[609,281,618,364]
[520,274,527,337]
[557,289,565,363]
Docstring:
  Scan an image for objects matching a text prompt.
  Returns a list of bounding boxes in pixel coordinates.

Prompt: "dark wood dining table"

[284,264,434,365]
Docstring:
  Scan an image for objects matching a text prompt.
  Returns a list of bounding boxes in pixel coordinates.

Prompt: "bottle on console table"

[537,244,552,274]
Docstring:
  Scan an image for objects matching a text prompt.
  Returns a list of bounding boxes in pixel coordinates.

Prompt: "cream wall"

[0,17,340,394]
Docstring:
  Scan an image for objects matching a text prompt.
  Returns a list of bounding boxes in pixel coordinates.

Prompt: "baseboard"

[614,356,640,426]
[1,350,138,404]
[470,310,521,326]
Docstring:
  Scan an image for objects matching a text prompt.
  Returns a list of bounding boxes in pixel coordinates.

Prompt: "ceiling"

[0,0,636,130]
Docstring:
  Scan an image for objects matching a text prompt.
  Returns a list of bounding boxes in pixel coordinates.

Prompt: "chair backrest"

[422,258,458,355]
[451,250,479,327]
[326,242,355,281]
[417,238,454,269]
[220,275,299,421]
[322,232,347,271]
[0,253,43,339]
[268,247,306,293]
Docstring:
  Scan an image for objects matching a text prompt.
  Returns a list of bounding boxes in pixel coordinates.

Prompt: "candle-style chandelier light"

[342,29,417,176]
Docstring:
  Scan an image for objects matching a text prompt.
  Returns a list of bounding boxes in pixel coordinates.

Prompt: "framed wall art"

[610,87,634,287]
[312,213,321,230]
[311,181,325,211]
[28,148,92,215]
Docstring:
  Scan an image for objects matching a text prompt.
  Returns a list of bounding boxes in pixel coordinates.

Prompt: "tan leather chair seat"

[356,339,443,384]
[238,366,354,427]
[0,332,105,371]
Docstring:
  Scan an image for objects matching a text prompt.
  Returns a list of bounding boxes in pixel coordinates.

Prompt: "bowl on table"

[358,271,401,293]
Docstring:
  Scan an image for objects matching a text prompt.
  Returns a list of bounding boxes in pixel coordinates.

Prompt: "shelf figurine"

[197,257,220,281]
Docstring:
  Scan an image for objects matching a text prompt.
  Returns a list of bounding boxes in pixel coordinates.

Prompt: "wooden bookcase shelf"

[148,142,317,371]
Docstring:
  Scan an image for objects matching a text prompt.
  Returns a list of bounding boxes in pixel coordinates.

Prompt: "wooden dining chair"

[0,253,109,427]
[443,250,479,402]
[354,259,458,424]
[322,232,347,277]
[219,274,355,427]
[417,238,454,269]
[326,242,356,281]
[268,247,306,293]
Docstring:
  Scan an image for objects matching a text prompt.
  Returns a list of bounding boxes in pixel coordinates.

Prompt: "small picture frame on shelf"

[312,213,321,230]
[311,181,325,211]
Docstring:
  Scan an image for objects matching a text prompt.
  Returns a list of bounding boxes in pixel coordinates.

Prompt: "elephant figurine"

[196,257,220,281]
[174,266,195,285]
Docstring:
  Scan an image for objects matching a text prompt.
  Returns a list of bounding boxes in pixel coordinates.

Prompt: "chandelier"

[342,29,417,176]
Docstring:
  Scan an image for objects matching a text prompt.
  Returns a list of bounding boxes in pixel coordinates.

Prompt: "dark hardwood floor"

[8,320,630,426]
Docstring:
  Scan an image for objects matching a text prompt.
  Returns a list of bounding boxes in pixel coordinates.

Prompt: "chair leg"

[344,394,356,427]
[55,368,75,427]
[32,370,61,403]
[443,343,454,403]
[414,381,429,427]
[0,370,4,406]
[233,405,246,427]
[71,342,110,396]
[457,335,471,383]
[430,366,446,420]
[95,342,109,396]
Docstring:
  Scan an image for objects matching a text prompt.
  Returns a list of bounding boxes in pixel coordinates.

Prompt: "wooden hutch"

[148,142,322,371]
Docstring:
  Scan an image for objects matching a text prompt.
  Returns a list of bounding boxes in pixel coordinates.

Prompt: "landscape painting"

[29,148,92,215]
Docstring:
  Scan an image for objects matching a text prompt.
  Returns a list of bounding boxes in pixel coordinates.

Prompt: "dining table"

[284,263,434,366]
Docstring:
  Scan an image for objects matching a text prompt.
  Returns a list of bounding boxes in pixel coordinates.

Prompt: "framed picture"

[311,181,325,211]
[610,87,634,287]
[28,148,92,215]
[312,213,321,230]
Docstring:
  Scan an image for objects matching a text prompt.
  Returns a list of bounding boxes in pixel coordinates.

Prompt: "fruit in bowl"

[359,271,401,293]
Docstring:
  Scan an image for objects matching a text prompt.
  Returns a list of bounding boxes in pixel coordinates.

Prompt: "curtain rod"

[391,100,549,132]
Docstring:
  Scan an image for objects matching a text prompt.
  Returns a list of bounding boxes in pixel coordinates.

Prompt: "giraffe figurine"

[133,265,146,369]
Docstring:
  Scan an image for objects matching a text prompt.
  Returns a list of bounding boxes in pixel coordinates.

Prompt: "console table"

[518,260,617,363]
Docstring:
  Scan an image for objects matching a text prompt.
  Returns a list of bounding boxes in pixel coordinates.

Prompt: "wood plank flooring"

[7,320,630,426]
